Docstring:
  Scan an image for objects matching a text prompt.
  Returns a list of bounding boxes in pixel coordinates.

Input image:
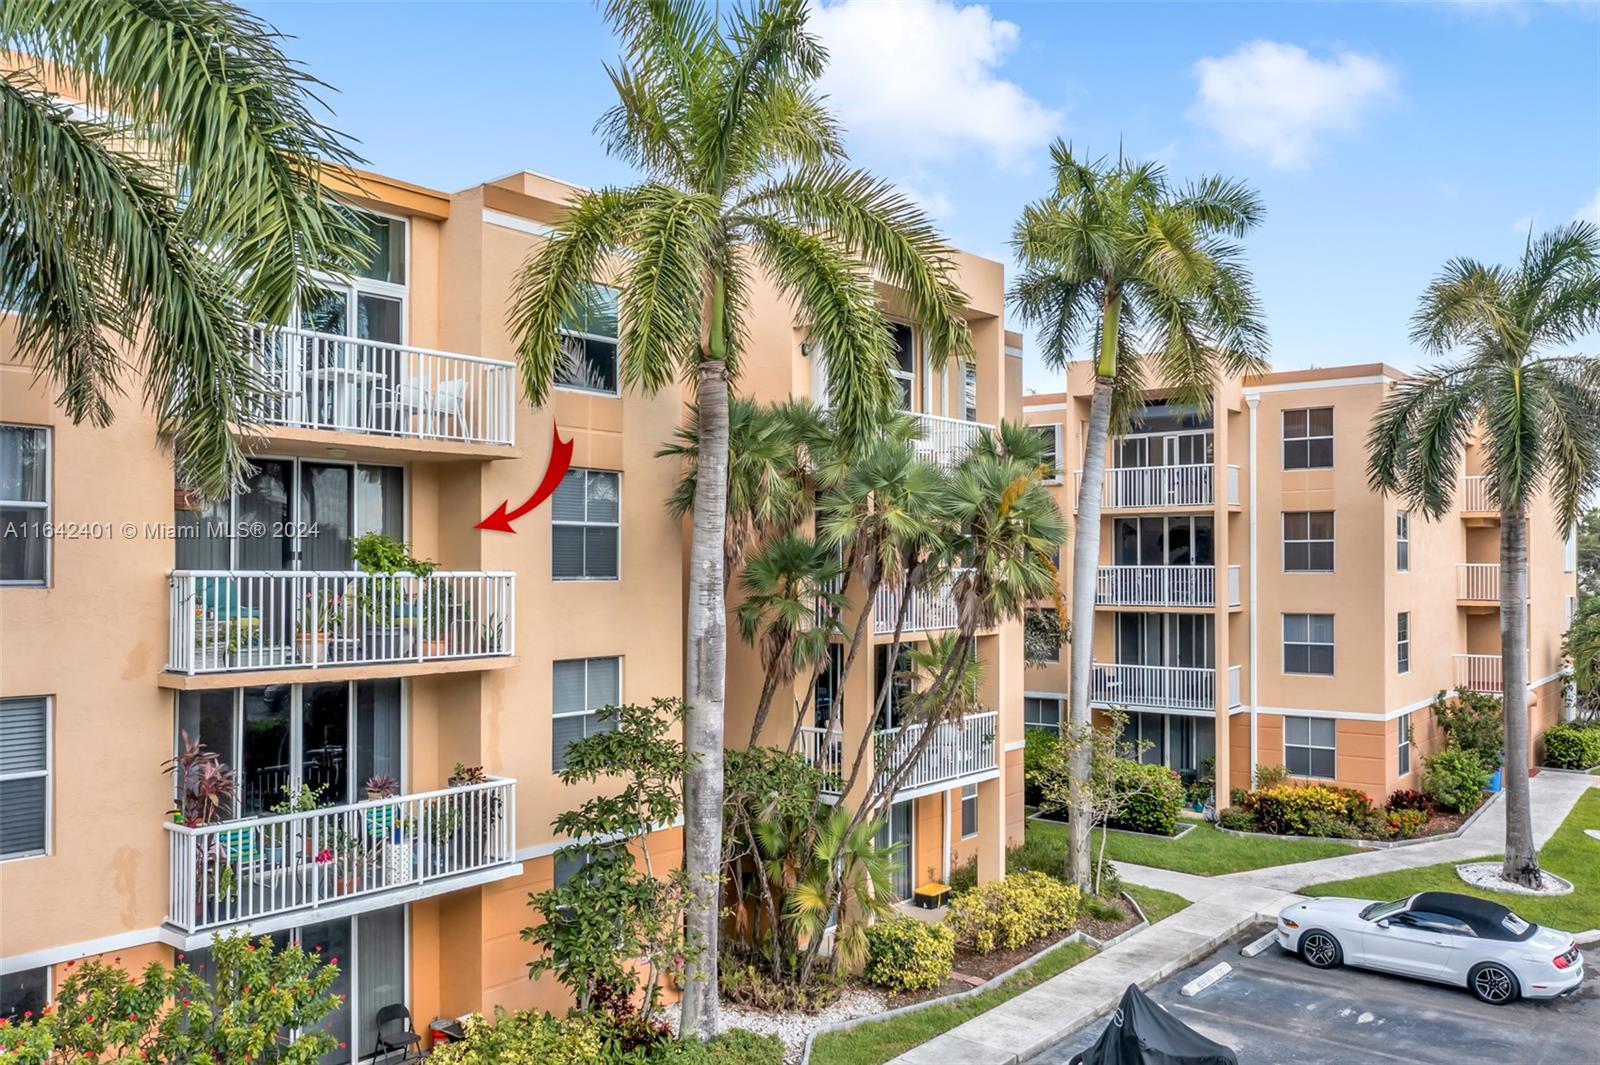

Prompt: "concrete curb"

[1572,929,1600,946]
[799,892,1151,1065]
[1214,790,1502,850]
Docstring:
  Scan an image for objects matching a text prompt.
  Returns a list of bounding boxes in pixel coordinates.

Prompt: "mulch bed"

[1412,809,1469,838]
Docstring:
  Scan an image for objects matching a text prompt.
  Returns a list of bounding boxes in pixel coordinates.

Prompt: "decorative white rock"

[1454,861,1575,896]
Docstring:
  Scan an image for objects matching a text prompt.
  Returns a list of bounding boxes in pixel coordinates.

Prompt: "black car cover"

[1070,984,1238,1065]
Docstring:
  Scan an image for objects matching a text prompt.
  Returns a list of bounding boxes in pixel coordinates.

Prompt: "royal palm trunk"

[1499,505,1540,886]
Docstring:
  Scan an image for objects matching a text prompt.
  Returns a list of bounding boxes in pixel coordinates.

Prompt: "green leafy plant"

[1254,763,1290,790]
[1108,760,1185,837]
[163,731,236,825]
[1432,689,1505,771]
[1022,728,1062,807]
[0,932,341,1062]
[1250,784,1380,838]
[863,917,955,994]
[1423,747,1491,814]
[1217,808,1258,833]
[1543,722,1600,769]
[1184,756,1217,807]
[351,532,436,577]
[945,870,1080,955]
[1384,807,1429,840]
[270,782,326,815]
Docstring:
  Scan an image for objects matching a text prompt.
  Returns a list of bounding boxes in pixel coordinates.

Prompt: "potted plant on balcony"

[297,585,354,664]
[163,735,244,924]
[353,533,436,659]
[419,581,462,658]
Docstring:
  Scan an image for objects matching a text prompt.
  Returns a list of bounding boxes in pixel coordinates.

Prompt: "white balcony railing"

[910,412,992,469]
[1076,464,1240,509]
[1462,475,1495,514]
[1457,563,1501,602]
[1454,651,1530,694]
[247,325,516,446]
[1095,565,1222,608]
[1089,662,1240,712]
[166,776,516,934]
[799,710,999,797]
[873,570,967,635]
[167,570,515,674]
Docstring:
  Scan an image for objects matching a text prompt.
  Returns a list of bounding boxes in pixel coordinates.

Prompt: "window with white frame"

[1398,712,1412,776]
[552,469,620,580]
[300,211,407,346]
[0,965,49,1022]
[1,425,50,585]
[1283,511,1334,572]
[1283,613,1334,675]
[556,284,620,395]
[0,697,50,859]
[889,323,916,409]
[1284,716,1336,778]
[552,657,621,770]
[960,783,979,838]
[963,365,978,422]
[1034,424,1061,482]
[1397,612,1411,674]
[1396,510,1410,572]
[1283,407,1333,469]
[1023,696,1062,734]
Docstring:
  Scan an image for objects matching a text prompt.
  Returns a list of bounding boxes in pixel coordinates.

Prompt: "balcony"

[1457,563,1500,604]
[163,777,519,942]
[166,570,515,676]
[873,570,968,635]
[798,710,999,799]
[1074,464,1240,510]
[1461,475,1496,516]
[246,325,517,448]
[910,412,992,469]
[1095,565,1241,609]
[1454,651,1529,695]
[1088,662,1242,713]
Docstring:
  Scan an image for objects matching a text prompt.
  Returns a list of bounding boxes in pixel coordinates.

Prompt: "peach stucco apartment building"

[0,162,1020,1054]
[1023,362,1576,803]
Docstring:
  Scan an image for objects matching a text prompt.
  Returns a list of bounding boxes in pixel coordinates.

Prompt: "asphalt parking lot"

[1033,931,1599,1065]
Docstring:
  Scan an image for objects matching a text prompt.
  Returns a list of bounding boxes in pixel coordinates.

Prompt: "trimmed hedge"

[1544,722,1600,769]
[1023,728,1063,807]
[1250,783,1380,838]
[430,1010,782,1065]
[864,916,955,994]
[1423,747,1490,813]
[1109,759,1184,837]
[946,871,1080,955]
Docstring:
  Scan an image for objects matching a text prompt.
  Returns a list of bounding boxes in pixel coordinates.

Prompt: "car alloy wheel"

[1471,964,1517,1005]
[1301,931,1340,968]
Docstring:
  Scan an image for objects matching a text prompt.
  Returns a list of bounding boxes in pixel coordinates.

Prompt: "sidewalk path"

[891,771,1595,1065]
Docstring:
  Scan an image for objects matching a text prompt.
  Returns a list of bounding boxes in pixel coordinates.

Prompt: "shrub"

[864,917,955,993]
[1217,808,1258,832]
[1082,894,1124,922]
[703,1030,784,1065]
[1250,783,1379,837]
[1544,722,1600,769]
[1254,763,1290,789]
[945,870,1081,954]
[1386,788,1434,814]
[947,854,978,896]
[1229,787,1251,809]
[1423,747,1491,813]
[1109,759,1184,836]
[1023,728,1063,807]
[1433,689,1504,771]
[718,958,839,1013]
[430,1009,606,1065]
[1383,807,1429,840]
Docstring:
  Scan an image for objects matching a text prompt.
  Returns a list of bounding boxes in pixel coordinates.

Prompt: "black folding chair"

[372,1003,422,1062]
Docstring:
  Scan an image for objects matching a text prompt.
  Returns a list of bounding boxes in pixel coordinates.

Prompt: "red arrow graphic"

[477,424,575,533]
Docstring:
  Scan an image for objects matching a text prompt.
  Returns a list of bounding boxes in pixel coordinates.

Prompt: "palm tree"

[1010,144,1267,887]
[1367,223,1600,888]
[1,0,371,498]
[506,0,971,1035]
[735,531,845,745]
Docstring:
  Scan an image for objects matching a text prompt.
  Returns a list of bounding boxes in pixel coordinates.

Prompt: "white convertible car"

[1277,891,1584,1004]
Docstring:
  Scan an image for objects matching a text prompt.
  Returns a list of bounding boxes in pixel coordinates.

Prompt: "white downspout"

[1246,394,1261,787]
[942,789,952,883]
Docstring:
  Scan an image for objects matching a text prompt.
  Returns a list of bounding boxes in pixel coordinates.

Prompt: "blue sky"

[249,0,1599,392]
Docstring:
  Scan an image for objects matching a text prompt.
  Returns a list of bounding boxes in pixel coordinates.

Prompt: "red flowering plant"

[0,933,341,1064]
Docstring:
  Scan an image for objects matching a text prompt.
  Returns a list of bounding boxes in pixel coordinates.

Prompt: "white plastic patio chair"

[371,379,431,435]
[432,379,469,439]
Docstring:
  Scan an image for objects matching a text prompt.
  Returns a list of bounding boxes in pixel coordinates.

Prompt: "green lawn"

[1302,788,1600,932]
[1026,816,1360,876]
[808,939,1096,1065]
[1124,883,1191,925]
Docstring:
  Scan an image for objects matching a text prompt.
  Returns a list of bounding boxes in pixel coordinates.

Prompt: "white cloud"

[1188,40,1398,169]
[1578,190,1600,225]
[1512,213,1536,235]
[808,0,1063,168]
[899,181,955,220]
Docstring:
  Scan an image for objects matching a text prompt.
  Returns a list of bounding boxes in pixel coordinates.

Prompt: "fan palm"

[1,0,371,497]
[505,0,972,1034]
[1010,144,1266,887]
[785,804,896,983]
[1367,222,1600,887]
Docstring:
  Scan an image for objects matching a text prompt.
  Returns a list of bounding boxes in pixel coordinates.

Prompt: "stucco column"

[1212,399,1233,810]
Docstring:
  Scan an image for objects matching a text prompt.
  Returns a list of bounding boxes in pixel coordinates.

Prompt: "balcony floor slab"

[235,424,521,463]
[159,654,519,690]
